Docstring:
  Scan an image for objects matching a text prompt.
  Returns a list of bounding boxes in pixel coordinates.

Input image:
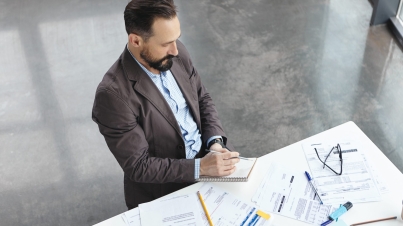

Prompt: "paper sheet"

[364,155,389,194]
[302,140,381,204]
[121,208,141,226]
[252,164,338,225]
[198,183,273,226]
[139,194,203,226]
[332,219,348,226]
[222,157,256,178]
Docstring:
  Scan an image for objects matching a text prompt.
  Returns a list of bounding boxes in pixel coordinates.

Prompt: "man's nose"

[168,41,178,56]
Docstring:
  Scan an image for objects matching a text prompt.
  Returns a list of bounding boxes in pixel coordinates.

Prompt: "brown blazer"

[92,41,233,209]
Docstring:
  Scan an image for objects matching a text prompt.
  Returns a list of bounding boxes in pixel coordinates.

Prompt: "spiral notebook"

[198,158,257,182]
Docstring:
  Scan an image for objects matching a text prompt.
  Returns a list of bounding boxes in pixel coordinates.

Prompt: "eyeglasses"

[314,143,343,175]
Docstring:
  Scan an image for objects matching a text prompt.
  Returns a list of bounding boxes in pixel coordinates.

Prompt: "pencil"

[350,216,397,226]
[197,191,214,226]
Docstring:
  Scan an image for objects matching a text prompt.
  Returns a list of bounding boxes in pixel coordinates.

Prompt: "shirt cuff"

[207,135,223,147]
[195,158,200,179]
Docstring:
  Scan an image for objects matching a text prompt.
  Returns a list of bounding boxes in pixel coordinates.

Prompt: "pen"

[320,201,353,226]
[350,216,397,226]
[207,150,251,161]
[197,191,214,226]
[304,171,323,204]
[320,220,332,226]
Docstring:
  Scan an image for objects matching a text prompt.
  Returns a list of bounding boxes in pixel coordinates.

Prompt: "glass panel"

[399,0,403,21]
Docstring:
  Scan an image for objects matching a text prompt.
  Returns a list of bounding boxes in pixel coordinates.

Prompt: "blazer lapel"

[122,47,182,138]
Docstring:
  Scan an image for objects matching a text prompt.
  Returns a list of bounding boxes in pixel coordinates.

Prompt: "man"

[92,0,239,209]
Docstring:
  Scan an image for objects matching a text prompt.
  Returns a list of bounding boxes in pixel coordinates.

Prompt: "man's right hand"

[199,151,240,176]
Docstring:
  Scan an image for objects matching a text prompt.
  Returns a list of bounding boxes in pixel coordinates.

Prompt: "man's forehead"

[150,16,181,43]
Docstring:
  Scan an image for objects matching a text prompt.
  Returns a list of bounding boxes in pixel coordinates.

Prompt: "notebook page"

[222,158,257,178]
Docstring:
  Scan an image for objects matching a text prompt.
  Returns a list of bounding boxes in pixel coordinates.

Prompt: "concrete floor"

[1,0,402,225]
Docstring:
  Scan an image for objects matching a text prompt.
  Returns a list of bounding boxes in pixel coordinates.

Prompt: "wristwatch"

[207,138,225,150]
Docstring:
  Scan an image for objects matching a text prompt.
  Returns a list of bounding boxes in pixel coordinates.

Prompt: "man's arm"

[176,41,239,176]
[176,41,234,150]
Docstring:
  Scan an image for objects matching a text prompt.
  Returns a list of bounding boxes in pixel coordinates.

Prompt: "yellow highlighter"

[197,191,214,226]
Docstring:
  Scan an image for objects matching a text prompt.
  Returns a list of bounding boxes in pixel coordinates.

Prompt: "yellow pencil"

[197,191,214,226]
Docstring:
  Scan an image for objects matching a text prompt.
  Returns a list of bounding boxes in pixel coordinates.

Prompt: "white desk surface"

[95,121,403,226]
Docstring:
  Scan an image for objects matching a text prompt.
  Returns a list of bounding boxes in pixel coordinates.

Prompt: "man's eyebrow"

[163,34,181,45]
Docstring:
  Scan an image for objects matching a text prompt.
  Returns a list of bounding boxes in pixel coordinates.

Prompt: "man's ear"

[128,33,143,47]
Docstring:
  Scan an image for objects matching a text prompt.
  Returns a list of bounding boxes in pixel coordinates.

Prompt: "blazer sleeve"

[176,41,234,150]
[92,88,196,183]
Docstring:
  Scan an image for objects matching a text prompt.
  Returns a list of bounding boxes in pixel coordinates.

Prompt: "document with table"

[302,140,381,204]
[252,164,338,225]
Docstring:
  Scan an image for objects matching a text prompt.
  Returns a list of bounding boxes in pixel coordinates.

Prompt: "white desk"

[95,121,403,226]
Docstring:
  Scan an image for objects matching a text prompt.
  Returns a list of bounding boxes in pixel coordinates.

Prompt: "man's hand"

[200,151,240,176]
[209,143,230,153]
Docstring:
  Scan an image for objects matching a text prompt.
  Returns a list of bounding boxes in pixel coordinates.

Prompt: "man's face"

[140,16,181,72]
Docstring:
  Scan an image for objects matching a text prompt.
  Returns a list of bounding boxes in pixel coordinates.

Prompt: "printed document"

[252,164,337,225]
[364,155,389,194]
[302,140,381,204]
[139,194,203,226]
[198,183,273,226]
[121,208,141,226]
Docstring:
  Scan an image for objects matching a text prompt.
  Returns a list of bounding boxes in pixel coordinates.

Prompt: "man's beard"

[140,47,174,72]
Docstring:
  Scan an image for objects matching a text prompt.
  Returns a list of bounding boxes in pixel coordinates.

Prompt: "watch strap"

[207,138,225,149]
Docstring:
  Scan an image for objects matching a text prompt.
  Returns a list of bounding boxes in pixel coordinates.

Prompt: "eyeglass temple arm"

[323,147,335,169]
[314,148,343,175]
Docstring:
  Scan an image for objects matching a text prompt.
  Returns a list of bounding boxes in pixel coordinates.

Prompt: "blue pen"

[321,220,333,226]
[304,171,323,204]
[321,202,353,226]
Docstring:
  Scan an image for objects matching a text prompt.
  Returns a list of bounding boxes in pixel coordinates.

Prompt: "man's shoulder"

[96,58,123,92]
[176,40,194,72]
[176,40,190,59]
[95,52,131,101]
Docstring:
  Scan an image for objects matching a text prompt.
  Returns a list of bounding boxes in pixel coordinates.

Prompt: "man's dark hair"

[124,0,177,41]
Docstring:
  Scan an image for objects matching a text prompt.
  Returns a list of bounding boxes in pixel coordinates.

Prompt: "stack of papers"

[252,164,338,225]
[251,140,385,225]
[196,183,272,226]
[121,183,274,226]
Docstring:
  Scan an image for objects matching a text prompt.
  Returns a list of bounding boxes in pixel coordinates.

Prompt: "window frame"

[397,0,403,25]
